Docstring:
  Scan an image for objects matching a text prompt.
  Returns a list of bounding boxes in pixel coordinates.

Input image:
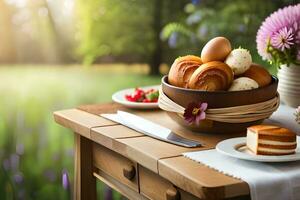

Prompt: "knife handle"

[123,165,136,180]
[166,186,180,200]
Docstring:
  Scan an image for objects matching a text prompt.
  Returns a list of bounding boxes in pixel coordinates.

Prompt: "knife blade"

[101,111,201,148]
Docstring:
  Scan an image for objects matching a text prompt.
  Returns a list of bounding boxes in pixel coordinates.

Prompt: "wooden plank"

[74,134,96,200]
[91,125,143,149]
[79,103,245,143]
[54,109,116,138]
[139,165,199,200]
[93,171,149,200]
[116,136,205,173]
[78,102,125,115]
[93,143,139,192]
[158,156,250,199]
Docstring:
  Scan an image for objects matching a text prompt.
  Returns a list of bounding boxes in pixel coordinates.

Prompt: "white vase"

[278,64,300,107]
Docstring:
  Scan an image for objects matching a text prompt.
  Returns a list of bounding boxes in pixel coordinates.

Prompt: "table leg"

[74,133,96,200]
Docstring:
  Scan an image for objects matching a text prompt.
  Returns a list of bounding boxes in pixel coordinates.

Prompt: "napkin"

[183,104,300,200]
[183,150,300,200]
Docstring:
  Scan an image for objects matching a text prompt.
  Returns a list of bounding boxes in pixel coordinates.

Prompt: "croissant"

[188,61,233,91]
[168,55,202,88]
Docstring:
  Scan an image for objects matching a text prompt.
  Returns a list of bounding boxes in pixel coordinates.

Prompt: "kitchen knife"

[101,111,201,148]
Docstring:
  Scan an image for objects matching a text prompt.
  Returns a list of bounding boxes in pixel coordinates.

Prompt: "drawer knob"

[123,165,136,180]
[166,187,180,200]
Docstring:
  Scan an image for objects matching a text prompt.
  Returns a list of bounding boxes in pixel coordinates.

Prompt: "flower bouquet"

[256,4,300,107]
[257,4,300,67]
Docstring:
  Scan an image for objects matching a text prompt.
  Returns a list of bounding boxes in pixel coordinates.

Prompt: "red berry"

[143,99,151,103]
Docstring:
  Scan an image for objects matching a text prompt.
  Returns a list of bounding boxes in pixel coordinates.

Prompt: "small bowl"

[161,75,278,133]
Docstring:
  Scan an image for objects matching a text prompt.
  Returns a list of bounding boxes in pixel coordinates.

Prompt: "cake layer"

[257,148,295,156]
[258,139,297,146]
[258,143,297,150]
[249,125,296,137]
[258,147,295,154]
[258,134,296,142]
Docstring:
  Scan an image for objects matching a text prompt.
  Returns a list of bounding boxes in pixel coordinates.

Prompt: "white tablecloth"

[183,104,300,200]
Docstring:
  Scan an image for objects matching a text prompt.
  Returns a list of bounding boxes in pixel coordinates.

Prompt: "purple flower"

[13,172,23,184]
[256,4,300,60]
[104,186,113,200]
[62,170,72,199]
[168,32,178,48]
[271,27,294,51]
[10,154,19,171]
[191,0,200,5]
[238,24,246,33]
[183,102,207,125]
[62,170,70,190]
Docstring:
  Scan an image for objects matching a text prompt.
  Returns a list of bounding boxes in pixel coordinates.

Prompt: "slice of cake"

[246,125,297,156]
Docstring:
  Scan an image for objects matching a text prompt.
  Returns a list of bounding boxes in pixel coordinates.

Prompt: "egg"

[225,48,252,75]
[229,77,259,91]
[201,37,232,63]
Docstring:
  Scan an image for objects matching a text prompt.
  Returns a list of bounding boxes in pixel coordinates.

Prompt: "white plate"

[216,137,300,162]
[112,85,160,109]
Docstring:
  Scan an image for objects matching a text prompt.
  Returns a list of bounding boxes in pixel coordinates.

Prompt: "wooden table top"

[54,103,250,199]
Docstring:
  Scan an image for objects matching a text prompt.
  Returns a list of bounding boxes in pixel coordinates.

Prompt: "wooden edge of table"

[158,156,250,199]
[115,135,206,173]
[53,108,117,138]
[90,125,144,150]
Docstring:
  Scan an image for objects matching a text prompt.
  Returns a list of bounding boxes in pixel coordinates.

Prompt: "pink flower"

[184,102,208,125]
[271,27,294,51]
[256,4,300,60]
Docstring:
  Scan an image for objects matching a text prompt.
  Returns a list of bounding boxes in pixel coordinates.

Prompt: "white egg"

[229,77,259,91]
[225,48,252,75]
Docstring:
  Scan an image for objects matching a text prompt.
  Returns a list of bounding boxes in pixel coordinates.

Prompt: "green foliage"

[0,66,160,199]
[161,23,192,41]
[75,0,154,65]
[267,42,300,68]
[161,0,295,70]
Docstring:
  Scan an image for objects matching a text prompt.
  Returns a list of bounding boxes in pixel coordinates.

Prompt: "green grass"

[0,65,161,199]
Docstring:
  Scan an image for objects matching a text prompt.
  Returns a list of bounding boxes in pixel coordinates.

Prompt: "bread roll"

[243,63,272,87]
[168,55,202,88]
[228,77,259,91]
[188,61,233,91]
[225,48,252,75]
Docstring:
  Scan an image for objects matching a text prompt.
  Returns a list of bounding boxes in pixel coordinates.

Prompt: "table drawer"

[93,143,138,192]
[139,166,199,200]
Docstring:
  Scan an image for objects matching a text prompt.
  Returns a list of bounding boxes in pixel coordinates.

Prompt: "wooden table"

[54,103,251,200]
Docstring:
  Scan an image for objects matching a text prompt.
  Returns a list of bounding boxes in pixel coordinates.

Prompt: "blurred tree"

[0,0,16,63]
[75,0,187,75]
[0,0,75,64]
[75,0,154,65]
[149,0,162,75]
[150,0,188,74]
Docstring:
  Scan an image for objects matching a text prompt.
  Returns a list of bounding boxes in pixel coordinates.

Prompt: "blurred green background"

[0,0,297,199]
